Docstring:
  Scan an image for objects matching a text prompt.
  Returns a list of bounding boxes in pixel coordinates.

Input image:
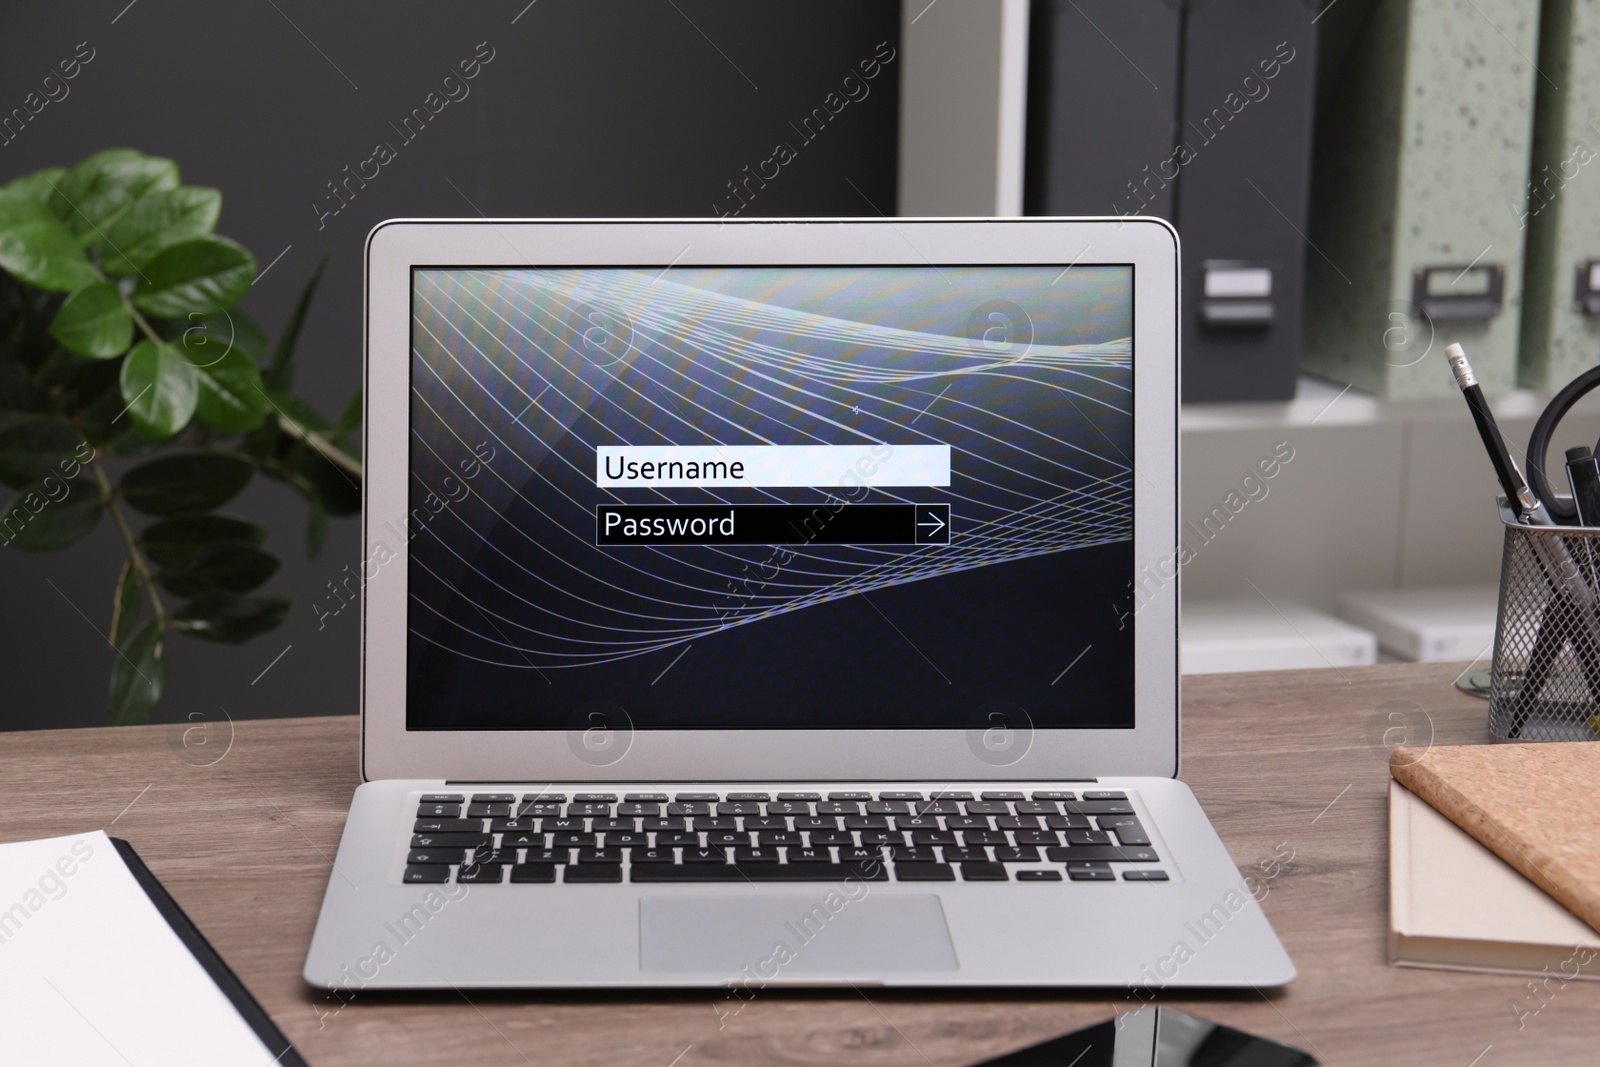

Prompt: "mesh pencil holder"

[1489,503,1600,741]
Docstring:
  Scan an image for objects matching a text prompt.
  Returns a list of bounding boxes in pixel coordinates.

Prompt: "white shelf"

[1180,376,1554,432]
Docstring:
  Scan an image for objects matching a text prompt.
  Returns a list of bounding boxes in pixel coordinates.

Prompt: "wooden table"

[6,662,1596,1066]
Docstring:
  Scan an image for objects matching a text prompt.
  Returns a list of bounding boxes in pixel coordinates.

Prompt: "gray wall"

[0,0,901,731]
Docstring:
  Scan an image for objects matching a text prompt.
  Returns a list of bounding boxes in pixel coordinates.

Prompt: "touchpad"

[640,894,958,975]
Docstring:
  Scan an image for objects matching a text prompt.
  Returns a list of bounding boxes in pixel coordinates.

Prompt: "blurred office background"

[1,0,1594,729]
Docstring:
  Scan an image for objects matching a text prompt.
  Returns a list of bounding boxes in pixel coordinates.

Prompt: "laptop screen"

[406,264,1134,732]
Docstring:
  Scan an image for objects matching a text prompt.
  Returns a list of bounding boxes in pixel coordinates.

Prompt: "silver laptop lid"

[361,218,1178,781]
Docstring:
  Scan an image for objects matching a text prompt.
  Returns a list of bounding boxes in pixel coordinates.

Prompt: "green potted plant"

[0,148,361,724]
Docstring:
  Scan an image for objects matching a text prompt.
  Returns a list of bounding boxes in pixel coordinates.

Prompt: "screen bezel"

[363,218,1179,782]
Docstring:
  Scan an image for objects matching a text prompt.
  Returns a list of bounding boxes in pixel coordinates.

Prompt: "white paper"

[0,830,282,1065]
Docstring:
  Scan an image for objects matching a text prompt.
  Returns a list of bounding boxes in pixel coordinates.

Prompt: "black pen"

[1444,343,1553,526]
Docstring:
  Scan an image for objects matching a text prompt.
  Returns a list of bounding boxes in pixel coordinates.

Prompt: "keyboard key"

[724,791,768,801]
[574,793,617,802]
[993,846,1041,863]
[457,863,505,884]
[1045,813,1092,831]
[411,832,491,849]
[959,861,1009,881]
[980,791,1025,801]
[694,816,738,831]
[544,818,585,833]
[808,829,853,846]
[643,817,685,831]
[1031,791,1076,801]
[1014,802,1058,815]
[1068,867,1116,882]
[521,792,565,803]
[894,862,954,881]
[617,803,659,817]
[767,802,810,816]
[575,848,623,864]
[844,815,889,830]
[490,817,540,832]
[525,849,570,864]
[943,847,989,863]
[472,793,515,803]
[1017,869,1063,881]
[718,802,761,816]
[910,830,958,847]
[551,832,596,847]
[631,848,674,863]
[839,846,881,863]
[858,831,904,846]
[417,803,460,818]
[624,793,668,802]
[403,864,451,884]
[594,818,638,833]
[1123,870,1169,882]
[914,800,960,815]
[1112,827,1152,847]
[946,816,990,831]
[879,791,923,801]
[631,862,887,883]
[565,864,623,883]
[816,802,859,815]
[683,848,726,864]
[467,803,511,818]
[866,801,909,815]
[964,801,1010,815]
[498,831,543,848]
[1045,846,1159,863]
[414,818,482,833]
[1066,830,1113,847]
[706,832,748,847]
[568,803,612,817]
[776,792,821,802]
[757,831,803,847]
[787,847,832,863]
[658,832,699,848]
[421,793,465,804]
[889,846,939,863]
[745,816,788,832]
[675,793,719,802]
[962,830,1008,846]
[607,831,648,847]
[1068,801,1135,815]
[735,847,780,863]
[518,802,561,817]
[828,791,872,801]
[510,864,557,883]
[794,816,838,831]
[896,816,940,831]
[667,802,711,816]
[929,791,974,802]
[1083,791,1127,801]
[1013,830,1059,846]
[996,815,1040,830]
[407,848,464,865]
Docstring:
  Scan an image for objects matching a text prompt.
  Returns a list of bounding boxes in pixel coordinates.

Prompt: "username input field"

[595,445,951,487]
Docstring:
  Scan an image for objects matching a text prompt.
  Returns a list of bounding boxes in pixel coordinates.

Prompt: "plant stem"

[91,457,168,629]
[271,407,365,480]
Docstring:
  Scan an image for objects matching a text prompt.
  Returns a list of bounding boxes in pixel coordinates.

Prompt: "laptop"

[302,216,1295,989]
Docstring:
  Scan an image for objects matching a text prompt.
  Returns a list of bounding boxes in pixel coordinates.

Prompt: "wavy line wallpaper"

[407,265,1136,730]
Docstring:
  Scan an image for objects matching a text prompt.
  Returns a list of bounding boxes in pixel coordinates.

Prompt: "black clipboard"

[110,838,308,1067]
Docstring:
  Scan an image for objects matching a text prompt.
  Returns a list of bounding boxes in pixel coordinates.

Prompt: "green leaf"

[178,309,267,364]
[307,495,327,560]
[101,186,221,276]
[133,236,256,317]
[191,344,266,433]
[107,619,165,726]
[52,149,179,245]
[0,416,86,489]
[120,339,198,439]
[265,253,326,390]
[0,474,102,550]
[331,389,363,440]
[110,560,143,646]
[172,592,290,643]
[158,541,279,597]
[2,167,68,204]
[0,190,99,292]
[48,281,133,358]
[119,452,253,516]
[138,512,266,569]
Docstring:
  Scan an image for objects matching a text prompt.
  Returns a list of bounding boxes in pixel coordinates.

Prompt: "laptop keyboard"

[404,787,1167,885]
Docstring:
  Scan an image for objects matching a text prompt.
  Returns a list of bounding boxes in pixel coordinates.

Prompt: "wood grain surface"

[1391,742,1600,936]
[5,662,1598,1066]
